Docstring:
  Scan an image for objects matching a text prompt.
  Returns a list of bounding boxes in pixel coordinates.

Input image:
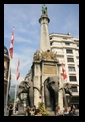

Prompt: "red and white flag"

[16,59,20,80]
[62,63,67,80]
[9,27,14,59]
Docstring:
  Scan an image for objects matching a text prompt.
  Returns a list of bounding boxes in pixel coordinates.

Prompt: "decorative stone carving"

[33,50,58,61]
[41,50,57,60]
[33,50,40,61]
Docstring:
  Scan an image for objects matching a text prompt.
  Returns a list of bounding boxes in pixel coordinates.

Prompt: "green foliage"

[38,102,51,116]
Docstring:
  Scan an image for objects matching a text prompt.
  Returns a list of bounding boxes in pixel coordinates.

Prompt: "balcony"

[69,71,76,74]
[63,43,79,50]
[51,44,62,49]
[57,52,64,56]
[72,92,79,96]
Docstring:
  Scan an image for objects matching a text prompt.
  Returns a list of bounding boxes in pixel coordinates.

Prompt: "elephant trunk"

[51,88,58,111]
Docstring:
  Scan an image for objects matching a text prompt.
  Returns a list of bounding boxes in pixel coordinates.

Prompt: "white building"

[49,32,79,107]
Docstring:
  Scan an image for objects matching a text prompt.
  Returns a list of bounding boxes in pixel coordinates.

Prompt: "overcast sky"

[4,4,79,86]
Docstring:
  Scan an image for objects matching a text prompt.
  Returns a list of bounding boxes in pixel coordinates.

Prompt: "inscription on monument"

[44,65,56,74]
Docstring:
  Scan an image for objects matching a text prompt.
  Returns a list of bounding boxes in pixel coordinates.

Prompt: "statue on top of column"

[42,4,47,15]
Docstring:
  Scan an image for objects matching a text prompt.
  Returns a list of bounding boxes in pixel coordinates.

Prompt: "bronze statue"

[42,4,47,15]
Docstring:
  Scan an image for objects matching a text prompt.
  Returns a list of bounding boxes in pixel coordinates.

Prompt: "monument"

[31,4,63,114]
[18,5,72,115]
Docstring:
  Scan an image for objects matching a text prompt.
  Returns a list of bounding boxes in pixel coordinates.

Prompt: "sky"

[4,4,79,86]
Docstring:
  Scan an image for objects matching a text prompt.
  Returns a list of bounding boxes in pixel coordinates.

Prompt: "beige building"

[4,46,11,110]
[49,33,79,107]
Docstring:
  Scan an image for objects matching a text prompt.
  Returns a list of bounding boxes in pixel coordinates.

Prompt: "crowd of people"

[25,105,42,116]
[7,104,79,116]
[55,105,78,116]
[7,104,18,116]
[25,104,79,116]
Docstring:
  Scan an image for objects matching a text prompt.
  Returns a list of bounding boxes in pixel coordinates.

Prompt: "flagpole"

[62,78,68,107]
[61,62,68,107]
[13,78,17,114]
[4,58,12,116]
[13,58,20,114]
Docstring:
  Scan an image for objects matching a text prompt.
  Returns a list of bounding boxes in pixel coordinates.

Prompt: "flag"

[62,63,67,80]
[16,59,20,80]
[9,27,14,59]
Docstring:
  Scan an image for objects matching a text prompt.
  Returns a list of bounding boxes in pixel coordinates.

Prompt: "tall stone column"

[33,62,41,107]
[39,8,50,52]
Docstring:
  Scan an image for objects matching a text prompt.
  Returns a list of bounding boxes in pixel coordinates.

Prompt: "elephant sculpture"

[63,83,72,96]
[63,83,73,106]
[17,80,34,108]
[44,76,59,112]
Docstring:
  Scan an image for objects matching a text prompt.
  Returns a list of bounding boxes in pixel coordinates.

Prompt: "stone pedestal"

[32,59,60,108]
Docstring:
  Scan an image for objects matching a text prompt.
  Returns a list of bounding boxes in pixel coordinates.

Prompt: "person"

[30,105,36,115]
[63,106,69,116]
[25,106,31,116]
[32,105,36,111]
[8,105,14,116]
[55,106,63,116]
[69,108,77,116]
[34,109,42,116]
[15,106,18,115]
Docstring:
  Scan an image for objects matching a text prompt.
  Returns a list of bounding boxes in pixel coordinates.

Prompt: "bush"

[38,102,51,116]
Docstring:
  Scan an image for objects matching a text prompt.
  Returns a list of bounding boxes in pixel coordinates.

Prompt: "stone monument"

[31,4,64,114]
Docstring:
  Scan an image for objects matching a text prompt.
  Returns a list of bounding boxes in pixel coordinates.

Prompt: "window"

[66,49,73,53]
[68,66,75,71]
[71,86,78,92]
[50,37,52,40]
[69,76,77,81]
[50,42,53,46]
[67,58,74,62]
[65,42,70,45]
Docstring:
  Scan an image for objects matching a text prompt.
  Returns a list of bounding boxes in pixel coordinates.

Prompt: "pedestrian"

[34,109,42,116]
[25,106,31,116]
[63,106,69,116]
[8,105,14,116]
[55,106,63,116]
[15,106,18,115]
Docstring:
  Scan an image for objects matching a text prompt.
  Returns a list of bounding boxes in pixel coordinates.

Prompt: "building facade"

[49,33,79,107]
[4,46,11,110]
